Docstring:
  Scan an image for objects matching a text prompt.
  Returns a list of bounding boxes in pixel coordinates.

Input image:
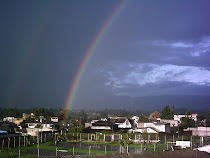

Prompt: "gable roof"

[92,121,117,126]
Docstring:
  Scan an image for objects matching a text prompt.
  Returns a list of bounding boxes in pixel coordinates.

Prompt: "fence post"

[56,147,57,156]
[14,137,15,148]
[73,147,74,156]
[19,136,20,158]
[127,144,128,153]
[89,145,91,155]
[191,136,193,150]
[165,135,166,144]
[8,138,10,149]
[154,143,155,152]
[37,135,39,157]
[24,136,25,146]
[156,134,157,142]
[141,143,142,152]
[105,145,106,154]
[80,133,81,141]
[2,139,4,150]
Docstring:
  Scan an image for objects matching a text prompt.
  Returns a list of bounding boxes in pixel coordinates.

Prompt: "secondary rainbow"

[64,0,127,118]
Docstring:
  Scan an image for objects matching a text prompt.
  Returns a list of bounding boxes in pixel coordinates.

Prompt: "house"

[184,127,210,137]
[131,116,139,127]
[108,117,132,129]
[3,117,15,123]
[174,113,198,122]
[85,120,98,128]
[0,122,16,134]
[130,127,161,134]
[158,118,179,127]
[50,117,58,123]
[22,113,36,120]
[90,120,118,132]
[14,118,23,125]
[138,122,171,133]
[26,121,56,136]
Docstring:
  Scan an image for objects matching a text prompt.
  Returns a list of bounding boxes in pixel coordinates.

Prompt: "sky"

[0,0,210,110]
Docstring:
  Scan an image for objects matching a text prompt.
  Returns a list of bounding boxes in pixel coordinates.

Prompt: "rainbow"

[9,4,54,107]
[64,0,127,118]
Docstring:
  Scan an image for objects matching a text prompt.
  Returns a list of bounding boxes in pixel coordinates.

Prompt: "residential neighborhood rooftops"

[92,121,117,126]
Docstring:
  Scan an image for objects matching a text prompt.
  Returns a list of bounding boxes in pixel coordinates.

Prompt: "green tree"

[139,114,149,122]
[161,105,171,119]
[185,110,191,117]
[161,105,177,119]
[76,110,87,125]
[180,117,195,129]
[206,111,210,127]
[119,133,131,153]
[32,108,45,119]
[171,106,176,116]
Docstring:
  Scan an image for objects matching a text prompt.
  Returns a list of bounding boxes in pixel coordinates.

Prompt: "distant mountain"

[74,95,210,112]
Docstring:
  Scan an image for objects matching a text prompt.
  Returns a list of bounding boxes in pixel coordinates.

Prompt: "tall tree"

[171,106,176,116]
[185,110,191,117]
[180,117,195,129]
[205,111,210,127]
[161,105,172,119]
[32,108,45,119]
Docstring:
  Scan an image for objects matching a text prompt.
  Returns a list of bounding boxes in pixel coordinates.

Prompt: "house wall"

[3,117,15,123]
[14,118,23,125]
[51,117,58,122]
[137,122,171,133]
[174,114,198,122]
[91,126,111,130]
[147,128,158,133]
[185,127,210,137]
[117,120,131,128]
[26,128,39,136]
[27,123,38,128]
[160,119,179,127]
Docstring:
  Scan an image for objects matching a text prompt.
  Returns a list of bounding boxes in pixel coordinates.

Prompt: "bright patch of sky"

[104,63,210,89]
[145,36,210,57]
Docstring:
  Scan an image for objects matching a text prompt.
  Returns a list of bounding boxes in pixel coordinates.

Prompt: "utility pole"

[37,134,39,157]
[19,136,20,157]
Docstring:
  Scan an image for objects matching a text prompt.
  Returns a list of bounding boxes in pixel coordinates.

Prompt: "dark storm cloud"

[1,0,210,110]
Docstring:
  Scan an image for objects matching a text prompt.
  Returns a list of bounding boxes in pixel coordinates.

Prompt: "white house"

[3,117,15,123]
[26,122,55,136]
[50,117,58,123]
[174,113,198,122]
[90,121,118,131]
[184,127,210,137]
[158,118,179,127]
[138,122,171,133]
[129,127,161,134]
[131,116,139,127]
[109,117,132,129]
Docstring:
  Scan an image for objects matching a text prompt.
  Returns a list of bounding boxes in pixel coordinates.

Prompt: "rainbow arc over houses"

[64,0,127,119]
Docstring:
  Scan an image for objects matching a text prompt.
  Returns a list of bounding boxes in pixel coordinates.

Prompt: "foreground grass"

[0,150,37,158]
[7,144,116,155]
